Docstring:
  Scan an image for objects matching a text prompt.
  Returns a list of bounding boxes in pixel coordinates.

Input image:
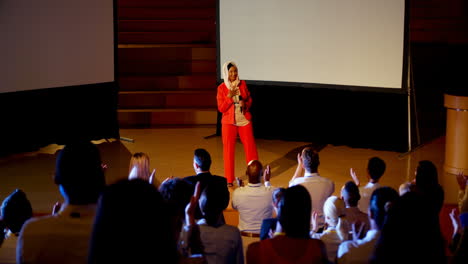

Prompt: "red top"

[247,235,328,264]
[217,80,252,125]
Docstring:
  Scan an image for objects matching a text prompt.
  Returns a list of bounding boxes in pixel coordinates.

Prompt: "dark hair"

[342,181,361,207]
[415,160,439,189]
[246,160,262,184]
[272,188,286,206]
[1,189,33,234]
[199,184,229,227]
[54,141,105,204]
[367,157,386,181]
[89,179,177,263]
[194,148,211,171]
[227,63,235,70]
[277,185,311,239]
[302,148,320,173]
[369,187,399,230]
[159,177,193,218]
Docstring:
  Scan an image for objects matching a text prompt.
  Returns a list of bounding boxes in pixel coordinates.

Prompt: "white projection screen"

[0,0,115,94]
[219,0,406,90]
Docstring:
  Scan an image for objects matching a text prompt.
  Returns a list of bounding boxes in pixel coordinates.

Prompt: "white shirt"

[197,219,244,264]
[231,182,273,233]
[337,229,380,264]
[358,182,380,213]
[17,204,97,264]
[311,226,343,263]
[289,173,334,226]
[0,231,18,264]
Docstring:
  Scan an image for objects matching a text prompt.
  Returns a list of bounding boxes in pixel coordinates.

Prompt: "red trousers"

[222,122,259,183]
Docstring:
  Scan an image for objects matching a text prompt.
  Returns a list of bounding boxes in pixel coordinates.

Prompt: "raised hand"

[311,211,319,233]
[263,165,271,182]
[350,168,360,186]
[456,171,467,191]
[351,222,365,242]
[185,182,201,226]
[52,201,62,215]
[149,169,156,184]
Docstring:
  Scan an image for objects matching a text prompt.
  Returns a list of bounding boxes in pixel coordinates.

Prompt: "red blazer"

[217,80,252,125]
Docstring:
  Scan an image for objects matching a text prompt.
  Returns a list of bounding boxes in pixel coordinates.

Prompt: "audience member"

[259,188,285,241]
[350,157,386,213]
[341,181,370,239]
[289,147,334,229]
[17,141,106,264]
[247,185,328,264]
[337,187,399,264]
[232,160,274,258]
[0,189,33,264]
[311,196,350,263]
[88,179,178,263]
[128,152,156,185]
[370,191,446,264]
[449,171,468,263]
[198,184,243,264]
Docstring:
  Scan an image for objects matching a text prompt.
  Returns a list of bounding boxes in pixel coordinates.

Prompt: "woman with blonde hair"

[128,152,156,185]
[311,196,349,263]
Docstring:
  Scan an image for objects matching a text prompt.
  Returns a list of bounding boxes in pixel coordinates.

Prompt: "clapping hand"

[263,165,271,182]
[185,182,201,226]
[350,168,360,186]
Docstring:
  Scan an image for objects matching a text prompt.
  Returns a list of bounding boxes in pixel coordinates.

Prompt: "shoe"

[227,182,234,187]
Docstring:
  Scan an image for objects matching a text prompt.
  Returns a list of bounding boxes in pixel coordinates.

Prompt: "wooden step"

[119,60,216,75]
[119,75,217,91]
[118,108,218,127]
[119,46,216,61]
[119,19,215,32]
[118,90,217,109]
[119,7,216,20]
[118,31,215,44]
[118,0,216,8]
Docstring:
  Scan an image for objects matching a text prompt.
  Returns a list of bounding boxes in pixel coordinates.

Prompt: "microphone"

[238,96,243,113]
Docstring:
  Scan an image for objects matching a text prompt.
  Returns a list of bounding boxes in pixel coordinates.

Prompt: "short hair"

[1,189,33,233]
[342,181,361,207]
[367,157,386,181]
[54,141,105,204]
[199,185,229,226]
[277,185,311,239]
[369,187,399,230]
[416,160,439,189]
[159,178,193,217]
[302,147,320,172]
[128,152,151,181]
[194,148,212,171]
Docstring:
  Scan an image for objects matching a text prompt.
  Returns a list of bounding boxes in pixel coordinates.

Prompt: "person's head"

[246,160,263,184]
[227,63,238,82]
[323,196,349,241]
[89,179,177,263]
[341,181,361,207]
[368,187,399,230]
[272,187,285,210]
[54,141,106,205]
[301,147,320,173]
[128,152,151,181]
[367,157,386,182]
[415,160,439,189]
[198,184,230,227]
[193,148,211,173]
[1,189,33,234]
[277,185,311,239]
[159,177,193,224]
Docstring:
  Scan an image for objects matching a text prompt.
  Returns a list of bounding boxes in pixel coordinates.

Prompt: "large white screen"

[0,0,114,93]
[220,0,405,89]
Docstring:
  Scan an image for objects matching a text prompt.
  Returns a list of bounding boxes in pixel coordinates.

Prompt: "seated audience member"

[88,179,178,263]
[0,189,33,264]
[370,191,446,264]
[185,148,229,220]
[232,160,274,256]
[198,184,243,264]
[259,188,285,241]
[350,157,386,213]
[414,160,445,216]
[341,181,370,239]
[337,187,399,264]
[17,141,106,264]
[128,152,156,185]
[311,196,350,263]
[247,185,328,264]
[289,147,334,229]
[449,172,468,264]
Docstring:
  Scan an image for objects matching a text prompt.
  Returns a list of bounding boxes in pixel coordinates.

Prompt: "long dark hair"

[277,185,311,239]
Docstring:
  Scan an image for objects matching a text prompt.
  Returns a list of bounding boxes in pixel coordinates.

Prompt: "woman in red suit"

[217,61,259,186]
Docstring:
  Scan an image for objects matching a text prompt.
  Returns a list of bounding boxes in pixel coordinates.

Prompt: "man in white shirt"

[17,141,106,264]
[289,147,334,229]
[337,187,399,264]
[350,157,386,213]
[232,160,273,258]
